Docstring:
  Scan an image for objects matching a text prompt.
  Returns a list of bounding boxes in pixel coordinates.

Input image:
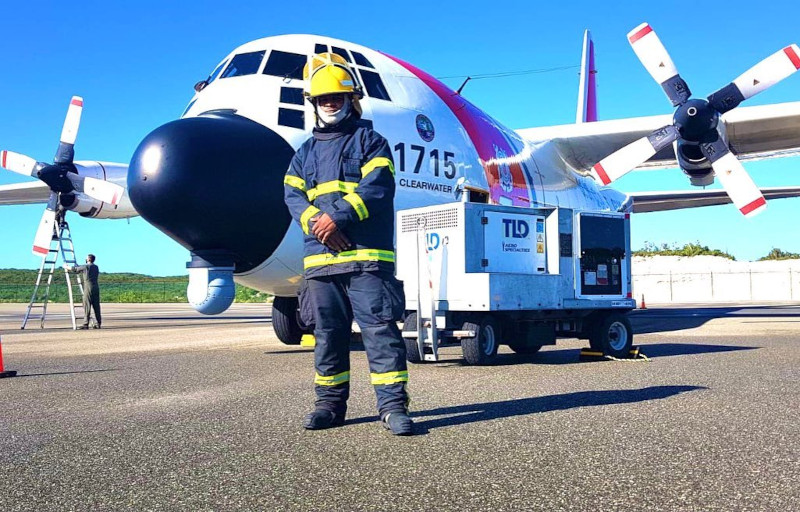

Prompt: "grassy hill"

[0,269,271,303]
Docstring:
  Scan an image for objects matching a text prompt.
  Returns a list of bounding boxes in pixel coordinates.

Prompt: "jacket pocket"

[342,157,362,181]
[381,275,406,322]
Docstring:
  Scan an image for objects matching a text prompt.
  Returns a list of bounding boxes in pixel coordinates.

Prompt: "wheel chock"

[579,348,606,361]
[300,334,316,348]
[579,346,645,362]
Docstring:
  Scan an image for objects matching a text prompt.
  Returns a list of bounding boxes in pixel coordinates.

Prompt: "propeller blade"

[83,176,124,205]
[628,23,691,106]
[1,150,40,177]
[32,207,57,257]
[699,139,766,217]
[708,44,800,114]
[590,125,679,185]
[54,96,83,164]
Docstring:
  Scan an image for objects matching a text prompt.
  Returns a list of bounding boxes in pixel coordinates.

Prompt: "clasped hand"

[311,213,351,253]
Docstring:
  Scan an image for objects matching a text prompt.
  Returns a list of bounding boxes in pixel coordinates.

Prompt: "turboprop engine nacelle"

[70,161,135,218]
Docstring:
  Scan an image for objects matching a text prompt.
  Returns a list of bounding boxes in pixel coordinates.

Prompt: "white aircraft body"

[2,25,800,327]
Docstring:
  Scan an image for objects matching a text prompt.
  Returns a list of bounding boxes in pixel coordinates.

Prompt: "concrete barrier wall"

[632,256,800,303]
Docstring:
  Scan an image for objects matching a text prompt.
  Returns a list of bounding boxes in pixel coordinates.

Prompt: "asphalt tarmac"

[1,302,798,511]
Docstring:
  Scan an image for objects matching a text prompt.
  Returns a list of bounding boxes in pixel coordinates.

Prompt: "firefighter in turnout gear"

[284,53,412,435]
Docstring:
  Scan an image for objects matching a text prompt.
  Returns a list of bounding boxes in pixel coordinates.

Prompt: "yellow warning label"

[537,243,544,253]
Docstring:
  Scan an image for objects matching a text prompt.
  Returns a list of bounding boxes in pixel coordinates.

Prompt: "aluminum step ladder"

[21,219,85,330]
[413,217,441,362]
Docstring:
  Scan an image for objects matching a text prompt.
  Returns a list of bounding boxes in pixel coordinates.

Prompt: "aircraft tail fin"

[575,30,598,123]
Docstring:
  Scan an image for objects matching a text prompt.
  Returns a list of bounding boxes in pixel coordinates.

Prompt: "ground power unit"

[396,202,636,364]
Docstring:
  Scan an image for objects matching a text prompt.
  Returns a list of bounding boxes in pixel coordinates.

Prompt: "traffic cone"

[0,336,17,379]
[640,294,647,309]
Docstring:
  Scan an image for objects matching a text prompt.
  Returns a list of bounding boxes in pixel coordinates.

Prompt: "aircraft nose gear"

[128,113,296,274]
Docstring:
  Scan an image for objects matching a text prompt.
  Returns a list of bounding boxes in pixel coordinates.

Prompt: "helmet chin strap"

[316,96,352,127]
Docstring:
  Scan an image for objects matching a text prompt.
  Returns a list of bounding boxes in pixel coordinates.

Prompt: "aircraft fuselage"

[128,34,626,301]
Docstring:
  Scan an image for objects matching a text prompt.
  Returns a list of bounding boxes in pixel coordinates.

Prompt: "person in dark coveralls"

[66,254,101,329]
[283,53,412,435]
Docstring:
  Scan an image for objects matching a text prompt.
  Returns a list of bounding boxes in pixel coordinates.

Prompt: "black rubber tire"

[508,342,544,354]
[402,312,423,364]
[589,312,633,358]
[272,296,302,345]
[461,316,500,365]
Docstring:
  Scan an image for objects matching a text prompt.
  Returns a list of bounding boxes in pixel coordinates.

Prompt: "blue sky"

[1,1,798,275]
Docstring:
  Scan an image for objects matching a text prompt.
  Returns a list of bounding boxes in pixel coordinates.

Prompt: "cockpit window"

[280,87,305,105]
[351,51,373,69]
[207,59,228,84]
[359,69,391,101]
[314,43,328,55]
[278,108,305,129]
[331,46,352,63]
[220,51,266,79]
[263,50,306,80]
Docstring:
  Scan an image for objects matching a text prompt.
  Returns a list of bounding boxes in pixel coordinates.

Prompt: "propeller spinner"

[0,96,125,255]
[590,22,800,217]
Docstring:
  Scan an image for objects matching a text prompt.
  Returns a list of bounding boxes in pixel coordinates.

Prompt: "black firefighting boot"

[303,409,345,430]
[381,411,414,436]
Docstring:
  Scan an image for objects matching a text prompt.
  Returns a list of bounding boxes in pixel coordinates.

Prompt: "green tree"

[0,269,271,303]
[634,241,735,260]
[758,248,800,261]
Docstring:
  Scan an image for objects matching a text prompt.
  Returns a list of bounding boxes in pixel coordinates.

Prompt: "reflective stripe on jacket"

[284,118,396,278]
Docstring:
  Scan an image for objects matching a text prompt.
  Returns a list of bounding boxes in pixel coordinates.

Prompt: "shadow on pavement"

[428,342,757,367]
[9,368,121,379]
[638,343,756,357]
[409,385,705,433]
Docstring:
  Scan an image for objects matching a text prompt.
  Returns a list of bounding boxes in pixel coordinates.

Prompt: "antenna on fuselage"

[456,76,472,95]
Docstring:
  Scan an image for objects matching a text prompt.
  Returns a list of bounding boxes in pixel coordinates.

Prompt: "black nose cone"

[128,113,295,272]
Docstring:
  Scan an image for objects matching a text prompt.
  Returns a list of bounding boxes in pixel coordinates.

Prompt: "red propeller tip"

[628,24,652,44]
[593,163,611,185]
[740,197,767,216]
[1,151,6,168]
[71,98,84,107]
[784,46,800,70]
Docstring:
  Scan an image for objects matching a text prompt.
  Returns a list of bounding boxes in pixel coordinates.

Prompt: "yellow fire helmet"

[303,52,364,100]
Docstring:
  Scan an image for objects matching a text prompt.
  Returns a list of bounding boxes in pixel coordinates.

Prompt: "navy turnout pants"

[306,271,408,417]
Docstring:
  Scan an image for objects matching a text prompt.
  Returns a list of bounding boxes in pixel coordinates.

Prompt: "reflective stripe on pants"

[307,271,408,416]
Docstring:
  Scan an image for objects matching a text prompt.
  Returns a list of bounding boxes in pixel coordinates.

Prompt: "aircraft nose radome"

[127,113,295,272]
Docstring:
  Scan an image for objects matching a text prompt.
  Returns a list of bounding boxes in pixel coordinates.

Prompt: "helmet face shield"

[304,52,363,100]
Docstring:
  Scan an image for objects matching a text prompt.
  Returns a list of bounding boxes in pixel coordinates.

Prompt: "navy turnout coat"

[283,118,397,278]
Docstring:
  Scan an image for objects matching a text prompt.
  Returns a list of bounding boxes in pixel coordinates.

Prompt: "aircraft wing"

[0,181,51,205]
[630,186,800,213]
[517,101,800,171]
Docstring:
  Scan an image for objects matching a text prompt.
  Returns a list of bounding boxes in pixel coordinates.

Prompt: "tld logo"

[502,219,529,239]
[427,232,440,250]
